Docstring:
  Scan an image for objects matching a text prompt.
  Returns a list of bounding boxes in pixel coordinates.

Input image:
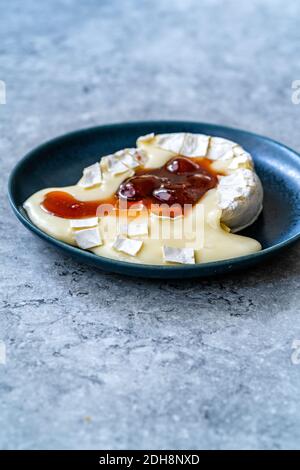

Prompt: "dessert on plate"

[24,132,263,265]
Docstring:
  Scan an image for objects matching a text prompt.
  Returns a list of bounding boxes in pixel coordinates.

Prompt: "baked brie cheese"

[24,132,263,265]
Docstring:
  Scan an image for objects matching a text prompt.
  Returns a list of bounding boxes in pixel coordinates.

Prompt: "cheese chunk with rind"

[74,227,102,249]
[155,133,209,157]
[79,163,102,188]
[113,235,143,256]
[162,246,195,264]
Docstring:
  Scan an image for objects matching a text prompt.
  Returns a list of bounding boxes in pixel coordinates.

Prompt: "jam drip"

[42,191,103,219]
[42,157,218,219]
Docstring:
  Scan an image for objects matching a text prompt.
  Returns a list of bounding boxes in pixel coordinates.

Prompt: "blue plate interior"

[8,121,300,278]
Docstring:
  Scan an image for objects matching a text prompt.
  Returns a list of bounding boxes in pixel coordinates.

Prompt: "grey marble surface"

[1,0,300,450]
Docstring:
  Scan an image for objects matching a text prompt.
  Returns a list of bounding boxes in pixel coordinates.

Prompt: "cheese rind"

[155,133,209,157]
[112,235,143,256]
[105,148,145,174]
[218,169,257,209]
[180,133,210,157]
[156,133,185,154]
[228,147,253,170]
[207,137,235,160]
[162,246,195,264]
[74,227,102,249]
[121,152,140,169]
[79,163,102,188]
[106,153,129,174]
[218,168,263,232]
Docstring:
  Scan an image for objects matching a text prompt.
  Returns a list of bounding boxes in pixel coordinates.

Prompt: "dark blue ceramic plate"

[8,121,300,278]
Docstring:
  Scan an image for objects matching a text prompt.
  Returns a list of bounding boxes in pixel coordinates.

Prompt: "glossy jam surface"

[41,191,107,218]
[42,157,218,219]
[118,157,218,206]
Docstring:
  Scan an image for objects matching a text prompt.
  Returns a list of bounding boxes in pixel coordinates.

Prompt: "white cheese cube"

[79,163,102,188]
[162,246,195,264]
[112,235,143,256]
[74,227,102,249]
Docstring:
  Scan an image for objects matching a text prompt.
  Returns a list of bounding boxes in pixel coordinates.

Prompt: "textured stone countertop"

[1,0,300,450]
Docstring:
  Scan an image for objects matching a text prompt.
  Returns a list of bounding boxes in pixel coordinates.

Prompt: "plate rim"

[7,120,300,274]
